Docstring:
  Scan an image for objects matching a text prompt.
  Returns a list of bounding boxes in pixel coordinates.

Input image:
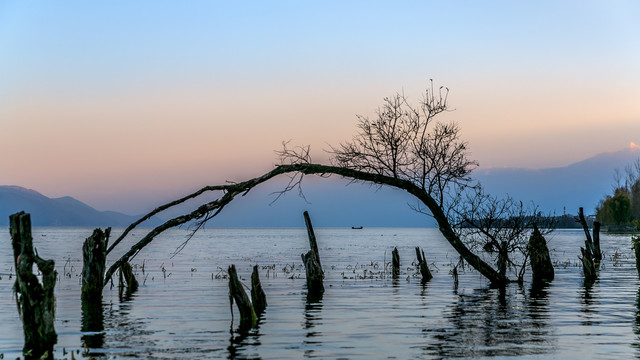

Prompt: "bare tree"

[449,187,556,283]
[104,82,515,286]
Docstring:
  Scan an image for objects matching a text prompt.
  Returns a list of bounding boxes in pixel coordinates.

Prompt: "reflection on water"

[303,297,323,358]
[81,298,105,349]
[2,228,640,359]
[422,284,554,358]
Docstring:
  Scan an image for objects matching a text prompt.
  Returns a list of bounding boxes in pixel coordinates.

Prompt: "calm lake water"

[1,227,640,359]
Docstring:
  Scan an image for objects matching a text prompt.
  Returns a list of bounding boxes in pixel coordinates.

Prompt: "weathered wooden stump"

[118,261,139,299]
[415,247,432,284]
[527,226,554,284]
[10,211,57,359]
[576,207,599,285]
[578,207,601,263]
[592,221,602,261]
[251,265,267,315]
[302,211,324,299]
[228,264,257,329]
[580,245,597,285]
[391,247,400,279]
[81,228,110,301]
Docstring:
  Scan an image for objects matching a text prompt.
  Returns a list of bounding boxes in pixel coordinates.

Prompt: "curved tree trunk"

[104,163,509,287]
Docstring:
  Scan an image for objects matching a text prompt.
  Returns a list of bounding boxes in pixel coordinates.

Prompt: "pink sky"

[1,2,639,214]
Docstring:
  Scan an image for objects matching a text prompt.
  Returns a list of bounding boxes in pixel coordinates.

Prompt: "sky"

[1,1,639,215]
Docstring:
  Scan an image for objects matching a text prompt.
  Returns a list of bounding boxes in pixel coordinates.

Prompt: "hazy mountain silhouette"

[0,185,161,227]
[474,145,640,215]
[3,146,638,227]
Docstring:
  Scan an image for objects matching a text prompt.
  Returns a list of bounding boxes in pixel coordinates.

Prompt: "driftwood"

[10,212,57,359]
[415,247,433,284]
[228,264,257,329]
[391,247,400,278]
[527,225,554,284]
[302,211,324,299]
[81,228,110,301]
[251,265,267,315]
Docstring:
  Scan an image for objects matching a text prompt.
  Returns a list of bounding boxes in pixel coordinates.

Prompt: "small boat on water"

[351,226,363,230]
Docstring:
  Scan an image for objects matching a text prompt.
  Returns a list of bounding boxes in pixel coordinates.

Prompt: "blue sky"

[1,1,639,214]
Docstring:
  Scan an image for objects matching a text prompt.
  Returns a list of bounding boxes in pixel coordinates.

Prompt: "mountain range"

[2,146,639,227]
[474,145,640,216]
[0,185,161,227]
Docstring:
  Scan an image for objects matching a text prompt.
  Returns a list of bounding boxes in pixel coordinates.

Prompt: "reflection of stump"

[302,211,324,299]
[527,226,554,284]
[415,247,432,284]
[251,265,267,315]
[392,247,400,279]
[10,212,57,359]
[228,264,257,330]
[82,228,110,301]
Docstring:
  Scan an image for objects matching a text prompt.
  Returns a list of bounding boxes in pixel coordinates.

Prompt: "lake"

[1,227,640,359]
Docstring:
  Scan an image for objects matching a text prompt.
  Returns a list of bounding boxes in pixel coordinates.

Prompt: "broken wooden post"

[302,211,324,299]
[81,228,109,348]
[228,264,257,329]
[592,221,602,261]
[580,245,597,285]
[391,247,400,278]
[251,265,267,315]
[81,228,110,301]
[527,225,554,284]
[10,211,57,359]
[577,207,601,263]
[415,247,432,284]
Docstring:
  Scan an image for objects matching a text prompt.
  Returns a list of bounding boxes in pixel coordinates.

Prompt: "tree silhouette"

[104,82,544,287]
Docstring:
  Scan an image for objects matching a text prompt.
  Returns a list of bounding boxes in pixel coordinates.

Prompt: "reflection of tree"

[579,283,600,327]
[101,298,157,355]
[302,297,323,358]
[422,286,554,358]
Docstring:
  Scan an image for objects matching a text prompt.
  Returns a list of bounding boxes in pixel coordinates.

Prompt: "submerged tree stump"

[302,211,324,299]
[228,264,257,329]
[592,221,602,261]
[10,212,57,359]
[118,261,139,298]
[527,226,554,284]
[392,247,400,279]
[81,228,110,301]
[415,247,433,284]
[580,246,597,285]
[578,207,601,263]
[251,265,267,315]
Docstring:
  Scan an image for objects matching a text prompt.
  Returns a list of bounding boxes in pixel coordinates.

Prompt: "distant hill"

[474,146,640,216]
[0,185,160,227]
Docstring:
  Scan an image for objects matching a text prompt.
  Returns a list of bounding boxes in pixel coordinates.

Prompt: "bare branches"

[331,81,476,208]
[450,186,556,280]
[104,162,510,287]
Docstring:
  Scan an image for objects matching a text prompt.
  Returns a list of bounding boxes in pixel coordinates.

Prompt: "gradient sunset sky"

[1,1,639,214]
